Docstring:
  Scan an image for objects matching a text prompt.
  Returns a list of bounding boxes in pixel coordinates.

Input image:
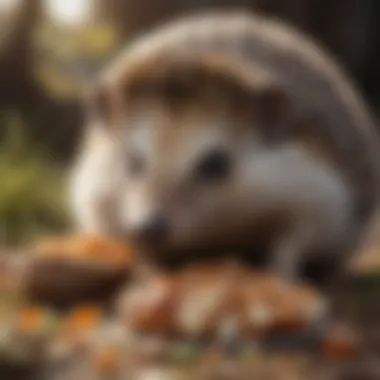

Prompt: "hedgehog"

[70,11,380,286]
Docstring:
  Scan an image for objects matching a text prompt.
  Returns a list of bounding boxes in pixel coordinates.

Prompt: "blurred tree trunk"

[307,0,374,83]
[0,0,84,161]
[97,0,183,40]
[0,0,43,105]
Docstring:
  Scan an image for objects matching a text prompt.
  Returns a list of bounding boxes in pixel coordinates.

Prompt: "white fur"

[70,125,122,234]
[241,144,354,277]
[245,145,353,247]
[121,187,156,232]
[70,123,354,276]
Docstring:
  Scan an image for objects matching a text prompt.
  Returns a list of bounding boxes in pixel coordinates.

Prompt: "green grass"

[0,111,71,246]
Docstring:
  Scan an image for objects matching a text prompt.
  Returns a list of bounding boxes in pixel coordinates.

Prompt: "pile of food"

[0,235,362,380]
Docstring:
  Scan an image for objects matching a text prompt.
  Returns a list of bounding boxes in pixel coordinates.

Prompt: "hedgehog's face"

[115,99,262,255]
[88,55,289,257]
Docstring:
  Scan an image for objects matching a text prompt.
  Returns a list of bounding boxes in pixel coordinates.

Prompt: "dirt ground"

[0,229,379,380]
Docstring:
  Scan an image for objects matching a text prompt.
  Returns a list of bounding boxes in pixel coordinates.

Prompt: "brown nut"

[119,274,178,336]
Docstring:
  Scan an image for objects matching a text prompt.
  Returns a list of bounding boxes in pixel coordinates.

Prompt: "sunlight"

[0,0,22,13]
[44,0,94,26]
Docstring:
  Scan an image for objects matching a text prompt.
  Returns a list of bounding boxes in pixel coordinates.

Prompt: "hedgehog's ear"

[251,83,293,144]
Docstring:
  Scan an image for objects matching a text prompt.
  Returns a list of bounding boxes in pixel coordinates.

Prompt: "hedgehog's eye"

[127,153,145,177]
[194,149,232,182]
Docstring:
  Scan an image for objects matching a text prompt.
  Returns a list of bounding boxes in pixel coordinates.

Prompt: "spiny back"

[103,11,380,230]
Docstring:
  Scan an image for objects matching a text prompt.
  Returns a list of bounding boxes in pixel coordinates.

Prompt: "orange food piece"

[92,347,120,375]
[35,235,135,266]
[321,323,360,360]
[59,305,103,341]
[16,306,46,333]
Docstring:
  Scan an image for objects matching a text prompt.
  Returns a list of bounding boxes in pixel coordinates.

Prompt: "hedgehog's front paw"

[22,235,136,307]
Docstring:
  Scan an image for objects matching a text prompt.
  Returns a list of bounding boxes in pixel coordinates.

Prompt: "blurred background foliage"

[0,0,379,245]
[0,111,69,245]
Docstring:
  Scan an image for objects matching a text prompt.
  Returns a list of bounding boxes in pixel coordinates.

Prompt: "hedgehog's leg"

[269,224,315,282]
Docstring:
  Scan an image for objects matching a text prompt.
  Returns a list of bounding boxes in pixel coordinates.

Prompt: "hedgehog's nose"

[132,215,169,245]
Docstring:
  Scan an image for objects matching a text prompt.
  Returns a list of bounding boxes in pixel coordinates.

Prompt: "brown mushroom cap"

[22,235,135,307]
